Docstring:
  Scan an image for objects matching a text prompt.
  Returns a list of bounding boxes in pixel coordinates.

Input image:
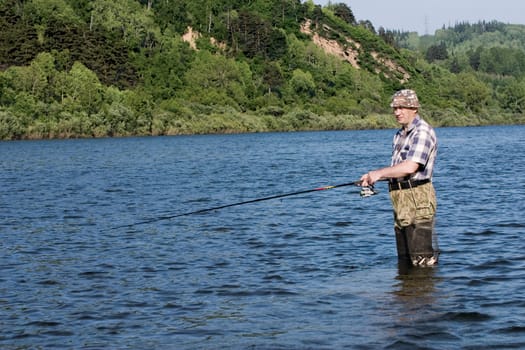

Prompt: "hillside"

[0,0,524,140]
[394,21,525,75]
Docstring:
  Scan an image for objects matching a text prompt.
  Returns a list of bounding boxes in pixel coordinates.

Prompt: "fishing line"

[111,180,377,230]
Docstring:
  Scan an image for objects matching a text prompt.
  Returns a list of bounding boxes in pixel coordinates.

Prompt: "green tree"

[332,3,356,25]
[0,110,28,140]
[359,20,375,34]
[452,72,491,112]
[230,10,280,59]
[183,51,254,109]
[134,36,194,100]
[0,0,40,66]
[499,78,525,113]
[25,0,81,43]
[90,0,159,48]
[59,61,104,113]
[467,46,483,70]
[151,0,189,34]
[425,42,448,62]
[479,47,525,76]
[1,52,57,103]
[289,69,315,96]
[261,61,284,96]
[29,51,57,102]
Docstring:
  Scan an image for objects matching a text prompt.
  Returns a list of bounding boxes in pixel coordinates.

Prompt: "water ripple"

[1,127,525,349]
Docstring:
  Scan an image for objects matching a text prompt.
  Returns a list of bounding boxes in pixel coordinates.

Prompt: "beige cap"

[390,89,420,108]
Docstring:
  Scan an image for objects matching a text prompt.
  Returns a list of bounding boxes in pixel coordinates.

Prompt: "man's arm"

[360,160,420,186]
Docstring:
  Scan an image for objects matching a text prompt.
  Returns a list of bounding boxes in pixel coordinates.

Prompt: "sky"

[315,0,524,35]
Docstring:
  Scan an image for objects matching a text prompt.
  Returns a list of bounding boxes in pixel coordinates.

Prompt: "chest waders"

[389,181,439,266]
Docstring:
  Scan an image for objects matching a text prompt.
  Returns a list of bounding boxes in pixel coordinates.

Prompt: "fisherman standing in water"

[360,89,439,267]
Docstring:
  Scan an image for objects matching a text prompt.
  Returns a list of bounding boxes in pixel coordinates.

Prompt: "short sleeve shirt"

[391,115,437,181]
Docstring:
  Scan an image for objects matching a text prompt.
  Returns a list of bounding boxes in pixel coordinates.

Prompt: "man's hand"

[360,170,383,187]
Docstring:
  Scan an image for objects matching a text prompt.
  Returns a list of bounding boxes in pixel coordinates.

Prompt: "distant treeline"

[0,1,524,140]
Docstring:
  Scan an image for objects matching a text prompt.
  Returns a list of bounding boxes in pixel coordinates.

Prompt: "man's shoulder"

[415,116,435,132]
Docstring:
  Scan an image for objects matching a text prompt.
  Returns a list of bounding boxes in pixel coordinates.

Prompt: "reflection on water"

[395,261,438,299]
[393,262,439,326]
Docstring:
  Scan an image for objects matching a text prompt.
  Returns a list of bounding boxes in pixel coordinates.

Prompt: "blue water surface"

[1,125,525,349]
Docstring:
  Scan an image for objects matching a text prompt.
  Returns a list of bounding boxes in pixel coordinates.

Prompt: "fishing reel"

[360,185,378,198]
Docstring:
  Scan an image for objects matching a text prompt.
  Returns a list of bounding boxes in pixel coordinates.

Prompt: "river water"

[1,125,524,349]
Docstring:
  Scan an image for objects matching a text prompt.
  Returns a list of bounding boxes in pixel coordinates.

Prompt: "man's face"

[392,107,417,127]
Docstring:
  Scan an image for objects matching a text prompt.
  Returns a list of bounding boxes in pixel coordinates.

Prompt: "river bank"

[1,107,524,140]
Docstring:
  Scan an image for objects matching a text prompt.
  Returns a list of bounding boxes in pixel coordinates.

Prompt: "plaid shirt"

[391,115,437,181]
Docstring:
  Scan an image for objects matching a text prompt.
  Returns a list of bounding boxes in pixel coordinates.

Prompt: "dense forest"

[0,0,524,139]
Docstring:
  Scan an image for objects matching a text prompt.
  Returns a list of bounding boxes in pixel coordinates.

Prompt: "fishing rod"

[112,180,377,230]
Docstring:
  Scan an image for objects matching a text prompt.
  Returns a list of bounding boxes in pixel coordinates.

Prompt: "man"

[360,89,439,267]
